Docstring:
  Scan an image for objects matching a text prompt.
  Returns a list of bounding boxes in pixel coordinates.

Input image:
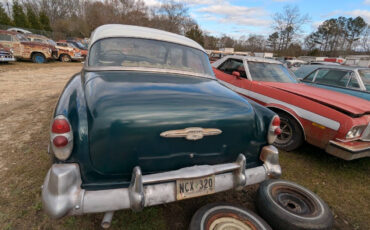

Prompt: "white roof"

[89,24,205,52]
[212,55,282,67]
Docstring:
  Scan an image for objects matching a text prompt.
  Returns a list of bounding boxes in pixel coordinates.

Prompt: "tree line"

[0,0,369,56]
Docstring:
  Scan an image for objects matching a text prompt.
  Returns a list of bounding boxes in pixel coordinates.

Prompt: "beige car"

[0,30,55,63]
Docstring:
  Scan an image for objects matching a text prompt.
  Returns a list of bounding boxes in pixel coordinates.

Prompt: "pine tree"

[185,25,204,47]
[0,3,13,26]
[12,0,29,28]
[26,6,41,30]
[39,11,51,31]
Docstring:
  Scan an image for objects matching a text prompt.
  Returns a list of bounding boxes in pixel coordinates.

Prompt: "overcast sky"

[1,0,370,38]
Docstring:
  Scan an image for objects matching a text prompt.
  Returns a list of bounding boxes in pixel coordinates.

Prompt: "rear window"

[88,37,213,77]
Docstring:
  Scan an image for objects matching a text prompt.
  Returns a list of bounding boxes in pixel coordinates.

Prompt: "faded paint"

[56,41,84,62]
[0,30,54,62]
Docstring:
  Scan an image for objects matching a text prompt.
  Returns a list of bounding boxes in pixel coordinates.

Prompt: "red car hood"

[262,82,370,116]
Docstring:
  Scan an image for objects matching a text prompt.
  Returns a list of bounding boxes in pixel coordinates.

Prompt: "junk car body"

[56,41,85,62]
[0,30,55,63]
[0,44,15,62]
[41,25,282,224]
[213,55,370,160]
[294,65,370,101]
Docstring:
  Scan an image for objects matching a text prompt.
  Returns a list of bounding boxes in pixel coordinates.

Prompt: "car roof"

[294,64,370,78]
[89,24,205,52]
[212,55,282,67]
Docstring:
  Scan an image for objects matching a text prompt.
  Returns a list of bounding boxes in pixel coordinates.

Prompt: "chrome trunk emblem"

[160,127,222,140]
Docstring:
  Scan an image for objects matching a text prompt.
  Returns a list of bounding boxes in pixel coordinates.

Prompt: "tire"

[256,180,333,230]
[32,53,46,63]
[273,112,304,151]
[189,202,272,230]
[60,54,72,62]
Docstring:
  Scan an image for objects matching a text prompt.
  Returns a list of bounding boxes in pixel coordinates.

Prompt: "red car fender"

[264,103,306,140]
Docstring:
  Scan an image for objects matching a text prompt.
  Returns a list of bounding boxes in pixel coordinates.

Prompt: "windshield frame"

[85,37,215,79]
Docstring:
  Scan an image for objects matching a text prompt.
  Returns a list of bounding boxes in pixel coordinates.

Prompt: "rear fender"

[266,104,306,140]
[53,73,89,164]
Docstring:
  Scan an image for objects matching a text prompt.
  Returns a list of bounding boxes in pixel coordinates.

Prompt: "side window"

[304,70,317,82]
[347,75,360,89]
[314,69,351,87]
[0,34,12,41]
[218,59,246,78]
[313,69,330,82]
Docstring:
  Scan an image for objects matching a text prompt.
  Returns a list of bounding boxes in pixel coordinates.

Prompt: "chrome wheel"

[275,118,293,144]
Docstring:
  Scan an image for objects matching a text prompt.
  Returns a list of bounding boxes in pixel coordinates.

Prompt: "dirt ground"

[0,62,369,230]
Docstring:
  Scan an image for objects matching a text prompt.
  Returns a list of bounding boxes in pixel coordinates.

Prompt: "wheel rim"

[62,55,70,62]
[206,213,258,230]
[35,55,44,63]
[209,217,254,230]
[271,185,320,217]
[274,118,293,144]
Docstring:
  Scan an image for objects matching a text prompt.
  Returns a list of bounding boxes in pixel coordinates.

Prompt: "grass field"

[0,62,369,229]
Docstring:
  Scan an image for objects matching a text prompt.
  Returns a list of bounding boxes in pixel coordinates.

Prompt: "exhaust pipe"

[101,211,114,229]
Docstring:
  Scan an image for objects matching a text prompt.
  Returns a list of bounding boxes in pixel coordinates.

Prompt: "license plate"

[176,175,215,200]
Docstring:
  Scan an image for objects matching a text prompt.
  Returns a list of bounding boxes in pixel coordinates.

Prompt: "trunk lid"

[84,71,262,177]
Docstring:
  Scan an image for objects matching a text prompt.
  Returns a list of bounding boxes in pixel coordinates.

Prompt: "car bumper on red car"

[326,140,370,160]
[42,145,281,222]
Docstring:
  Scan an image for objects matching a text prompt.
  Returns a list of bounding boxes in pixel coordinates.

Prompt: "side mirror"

[232,71,241,78]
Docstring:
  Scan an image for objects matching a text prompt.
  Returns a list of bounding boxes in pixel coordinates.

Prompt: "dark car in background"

[41,25,282,226]
[295,65,370,101]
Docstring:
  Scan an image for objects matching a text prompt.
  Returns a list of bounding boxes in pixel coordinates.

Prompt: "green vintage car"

[41,24,281,226]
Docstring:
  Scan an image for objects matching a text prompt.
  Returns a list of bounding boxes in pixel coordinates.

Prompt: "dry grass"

[0,62,369,229]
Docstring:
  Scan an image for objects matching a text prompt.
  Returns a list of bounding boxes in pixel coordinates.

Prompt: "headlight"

[49,48,52,53]
[10,48,13,54]
[346,125,366,139]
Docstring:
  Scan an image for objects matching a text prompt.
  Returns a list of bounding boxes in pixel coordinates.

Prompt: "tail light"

[50,115,73,160]
[267,115,281,144]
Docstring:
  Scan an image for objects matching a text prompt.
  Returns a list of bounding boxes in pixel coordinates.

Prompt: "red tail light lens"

[50,115,73,160]
[274,127,282,135]
[52,119,71,133]
[272,116,280,126]
[53,136,68,147]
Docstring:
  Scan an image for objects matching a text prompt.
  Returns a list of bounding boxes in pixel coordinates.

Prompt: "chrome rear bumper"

[42,145,281,219]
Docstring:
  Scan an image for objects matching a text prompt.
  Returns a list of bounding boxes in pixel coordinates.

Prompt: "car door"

[214,58,252,93]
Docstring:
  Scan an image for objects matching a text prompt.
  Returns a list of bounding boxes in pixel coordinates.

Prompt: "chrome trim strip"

[218,79,340,131]
[83,66,215,80]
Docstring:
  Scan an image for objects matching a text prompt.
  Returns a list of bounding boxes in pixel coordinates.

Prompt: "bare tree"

[272,5,310,52]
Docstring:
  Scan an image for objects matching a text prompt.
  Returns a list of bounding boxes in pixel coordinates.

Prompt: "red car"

[213,56,370,160]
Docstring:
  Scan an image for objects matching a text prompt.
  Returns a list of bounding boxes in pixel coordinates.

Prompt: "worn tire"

[189,203,272,230]
[32,53,46,63]
[60,54,71,62]
[273,112,304,151]
[256,180,333,230]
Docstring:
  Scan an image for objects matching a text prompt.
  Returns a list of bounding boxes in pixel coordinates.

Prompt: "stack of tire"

[189,180,333,230]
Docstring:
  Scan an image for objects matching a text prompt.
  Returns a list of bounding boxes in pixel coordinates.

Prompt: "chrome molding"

[83,66,215,80]
[42,145,281,218]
